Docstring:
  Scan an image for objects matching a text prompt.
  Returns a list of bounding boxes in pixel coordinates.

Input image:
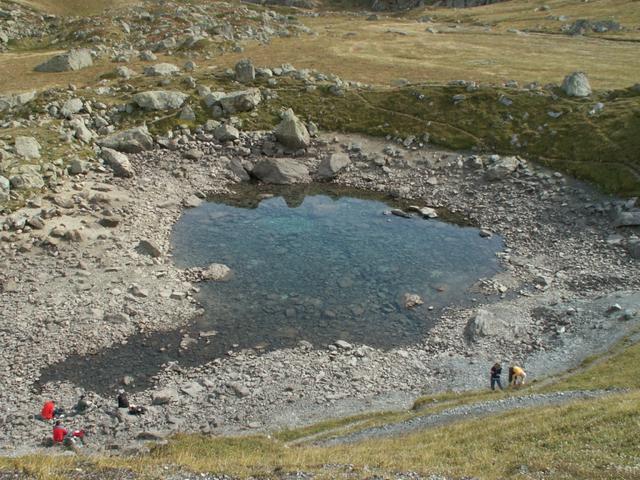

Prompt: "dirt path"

[314,390,615,446]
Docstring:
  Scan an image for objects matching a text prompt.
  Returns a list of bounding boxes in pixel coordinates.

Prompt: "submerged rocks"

[252,158,310,184]
[274,109,310,150]
[35,49,93,72]
[98,126,154,153]
[133,91,188,111]
[197,263,233,282]
[403,293,424,309]
[561,72,592,97]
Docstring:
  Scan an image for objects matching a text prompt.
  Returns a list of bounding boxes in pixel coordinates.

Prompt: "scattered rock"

[14,136,41,159]
[152,388,179,405]
[137,239,162,258]
[35,49,93,72]
[274,109,310,149]
[133,91,188,111]
[100,148,135,178]
[316,152,351,179]
[144,63,180,77]
[252,158,310,184]
[561,71,592,97]
[98,126,154,153]
[235,59,255,83]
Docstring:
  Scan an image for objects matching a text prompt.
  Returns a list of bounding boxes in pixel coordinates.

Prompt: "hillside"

[1,0,640,478]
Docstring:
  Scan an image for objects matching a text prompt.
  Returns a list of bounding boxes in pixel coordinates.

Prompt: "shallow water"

[171,191,503,350]
[38,188,503,394]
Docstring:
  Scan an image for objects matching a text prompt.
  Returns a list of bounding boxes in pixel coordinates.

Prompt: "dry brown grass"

[11,0,137,16]
[220,16,640,88]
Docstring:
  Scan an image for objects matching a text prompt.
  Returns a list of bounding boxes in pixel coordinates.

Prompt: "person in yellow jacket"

[509,365,527,387]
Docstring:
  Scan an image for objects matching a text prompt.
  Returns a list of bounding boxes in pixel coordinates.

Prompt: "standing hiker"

[490,362,503,390]
[509,365,527,387]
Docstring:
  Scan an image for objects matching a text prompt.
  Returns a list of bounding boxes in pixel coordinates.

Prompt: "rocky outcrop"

[133,91,188,111]
[35,49,93,72]
[252,158,310,184]
[98,126,154,153]
[218,89,262,115]
[274,109,310,150]
[561,72,592,97]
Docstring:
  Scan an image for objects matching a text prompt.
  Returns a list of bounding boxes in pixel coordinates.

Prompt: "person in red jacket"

[52,420,67,443]
[41,400,56,420]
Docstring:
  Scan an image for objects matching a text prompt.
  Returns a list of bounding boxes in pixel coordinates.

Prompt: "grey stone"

[213,124,240,142]
[201,263,233,281]
[403,293,424,309]
[227,158,250,182]
[628,241,640,259]
[274,108,310,150]
[235,59,255,83]
[484,156,520,181]
[14,136,41,159]
[218,89,262,114]
[152,388,179,405]
[9,166,44,190]
[61,98,83,118]
[252,158,311,184]
[100,148,135,178]
[561,71,592,97]
[98,126,154,153]
[144,63,180,76]
[116,66,136,79]
[133,91,188,111]
[226,382,250,397]
[614,211,640,227]
[179,105,196,121]
[35,49,93,72]
[180,382,205,397]
[137,239,162,258]
[335,340,352,349]
[0,175,9,201]
[69,159,89,175]
[316,152,350,179]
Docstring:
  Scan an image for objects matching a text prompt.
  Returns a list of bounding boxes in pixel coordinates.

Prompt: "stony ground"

[1,125,639,458]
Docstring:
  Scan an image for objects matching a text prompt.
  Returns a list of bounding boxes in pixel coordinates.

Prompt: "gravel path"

[317,390,614,446]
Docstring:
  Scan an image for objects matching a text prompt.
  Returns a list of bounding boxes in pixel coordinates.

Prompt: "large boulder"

[235,59,255,83]
[98,126,154,153]
[252,158,310,184]
[100,148,135,178]
[274,109,310,150]
[35,49,93,72]
[465,305,527,343]
[133,91,188,111]
[561,72,592,97]
[14,136,41,159]
[0,91,37,112]
[316,152,350,179]
[218,88,262,114]
[144,63,180,77]
[484,155,520,181]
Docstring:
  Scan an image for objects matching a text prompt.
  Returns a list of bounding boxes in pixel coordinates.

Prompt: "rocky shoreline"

[1,126,640,457]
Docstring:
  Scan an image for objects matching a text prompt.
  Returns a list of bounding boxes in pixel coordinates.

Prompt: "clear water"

[171,191,503,350]
[37,188,503,394]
